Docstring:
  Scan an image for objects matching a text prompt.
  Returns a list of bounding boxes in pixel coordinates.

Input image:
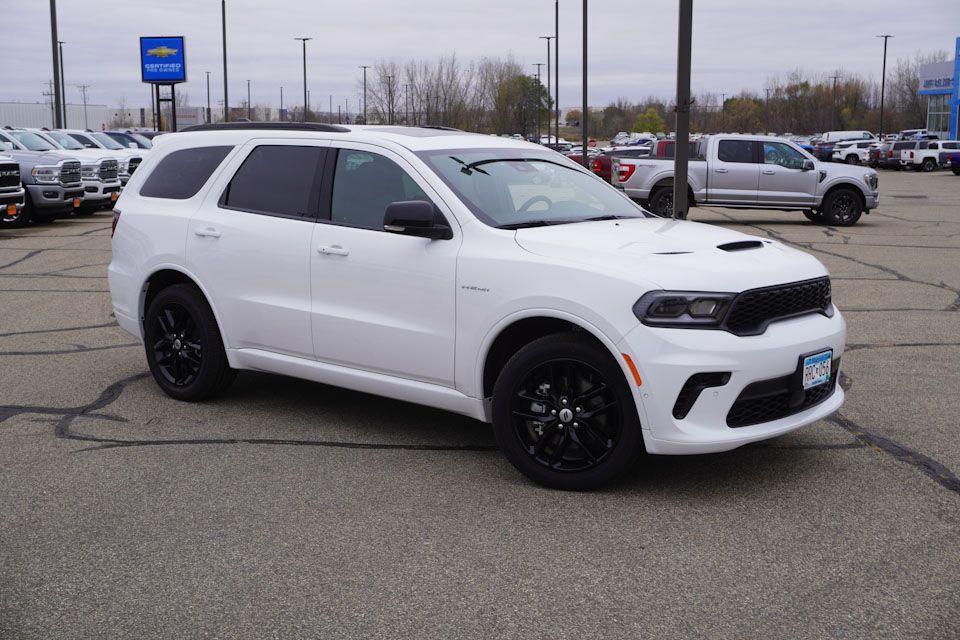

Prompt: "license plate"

[802,350,832,390]
[72,197,81,208]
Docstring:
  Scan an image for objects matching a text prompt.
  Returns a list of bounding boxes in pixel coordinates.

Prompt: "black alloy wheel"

[823,188,862,226]
[649,187,674,218]
[144,283,236,401]
[803,209,824,224]
[921,158,937,172]
[492,333,643,490]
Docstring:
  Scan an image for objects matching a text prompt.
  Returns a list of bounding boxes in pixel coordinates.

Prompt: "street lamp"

[581,0,588,168]
[205,71,212,123]
[360,65,370,125]
[876,35,894,138]
[221,0,228,121]
[295,37,312,122]
[533,63,545,141]
[58,40,66,127]
[539,35,553,142]
[48,0,63,129]
[246,79,251,120]
[554,0,559,148]
[386,75,394,124]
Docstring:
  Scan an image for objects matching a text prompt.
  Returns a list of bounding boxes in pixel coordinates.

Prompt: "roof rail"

[181,122,350,133]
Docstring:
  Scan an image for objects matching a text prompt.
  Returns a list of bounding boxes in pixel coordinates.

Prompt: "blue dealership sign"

[140,36,187,84]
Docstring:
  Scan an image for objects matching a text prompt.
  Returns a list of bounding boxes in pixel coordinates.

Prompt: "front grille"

[0,163,20,188]
[727,360,839,428]
[724,277,832,336]
[127,157,142,174]
[98,159,118,181]
[59,161,81,186]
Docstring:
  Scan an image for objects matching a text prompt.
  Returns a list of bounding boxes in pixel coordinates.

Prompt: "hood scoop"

[717,240,764,252]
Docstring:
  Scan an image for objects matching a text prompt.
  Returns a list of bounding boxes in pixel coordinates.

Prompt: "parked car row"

[0,126,153,228]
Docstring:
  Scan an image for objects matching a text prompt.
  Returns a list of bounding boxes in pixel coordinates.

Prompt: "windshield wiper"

[496,219,572,230]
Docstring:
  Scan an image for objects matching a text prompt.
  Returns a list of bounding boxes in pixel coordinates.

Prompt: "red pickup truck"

[566,147,652,183]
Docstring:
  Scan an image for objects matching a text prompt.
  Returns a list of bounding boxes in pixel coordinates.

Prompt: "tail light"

[617,163,636,182]
[591,159,602,173]
[909,151,914,158]
[111,209,121,237]
[887,150,893,158]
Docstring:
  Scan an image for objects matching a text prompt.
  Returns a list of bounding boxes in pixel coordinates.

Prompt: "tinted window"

[221,145,323,217]
[762,142,806,169]
[330,149,432,230]
[140,146,233,199]
[8,131,55,151]
[67,133,99,149]
[717,140,757,163]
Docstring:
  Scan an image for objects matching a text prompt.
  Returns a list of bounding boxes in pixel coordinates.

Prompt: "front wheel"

[822,188,863,226]
[647,187,674,218]
[492,333,644,490]
[144,283,236,401]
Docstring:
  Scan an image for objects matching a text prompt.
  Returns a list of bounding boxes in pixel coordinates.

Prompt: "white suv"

[109,123,846,490]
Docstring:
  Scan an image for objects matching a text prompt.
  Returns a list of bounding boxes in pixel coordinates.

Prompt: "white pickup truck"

[900,139,959,172]
[612,135,880,226]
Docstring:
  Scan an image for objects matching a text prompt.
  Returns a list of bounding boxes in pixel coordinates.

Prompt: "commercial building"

[917,36,959,139]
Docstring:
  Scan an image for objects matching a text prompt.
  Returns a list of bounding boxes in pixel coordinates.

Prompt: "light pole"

[581,0,588,168]
[295,37,312,122]
[360,65,370,124]
[246,79,251,120]
[533,63,545,141]
[876,35,893,138]
[279,86,284,120]
[720,93,726,131]
[221,0,228,121]
[58,40,66,127]
[540,35,553,142]
[49,0,63,129]
[554,0,559,147]
[829,74,840,130]
[386,75,394,124]
[205,71,212,123]
[673,0,693,220]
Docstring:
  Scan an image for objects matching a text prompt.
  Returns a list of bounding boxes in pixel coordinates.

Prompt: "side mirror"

[383,200,452,240]
[801,159,815,171]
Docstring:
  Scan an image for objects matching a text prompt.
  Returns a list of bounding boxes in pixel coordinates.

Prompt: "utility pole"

[829,74,840,130]
[76,83,90,129]
[581,0,588,169]
[246,79,251,120]
[555,0,560,146]
[673,0,693,220]
[58,40,66,127]
[876,35,893,138]
[205,71,212,123]
[360,65,370,124]
[533,63,545,141]
[222,0,229,121]
[295,37,312,123]
[49,0,63,128]
[540,36,553,141]
[280,86,284,120]
[329,94,333,124]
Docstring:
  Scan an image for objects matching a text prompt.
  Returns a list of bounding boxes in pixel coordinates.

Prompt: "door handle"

[194,227,221,238]
[762,169,776,175]
[714,168,729,173]
[317,244,349,256]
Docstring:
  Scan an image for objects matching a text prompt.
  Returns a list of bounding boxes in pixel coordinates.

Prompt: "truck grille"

[59,161,81,186]
[723,277,832,336]
[0,163,20,189]
[98,159,119,181]
[127,157,142,175]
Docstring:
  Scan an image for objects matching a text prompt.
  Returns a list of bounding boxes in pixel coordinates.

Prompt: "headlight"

[633,290,736,328]
[117,159,129,172]
[81,164,99,179]
[31,165,61,184]
[863,173,878,190]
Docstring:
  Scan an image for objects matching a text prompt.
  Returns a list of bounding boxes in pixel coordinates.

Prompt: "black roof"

[181,122,350,133]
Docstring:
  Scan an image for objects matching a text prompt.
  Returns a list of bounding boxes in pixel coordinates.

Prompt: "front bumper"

[25,183,85,213]
[80,179,122,205]
[617,309,846,455]
[0,187,25,211]
[864,190,879,210]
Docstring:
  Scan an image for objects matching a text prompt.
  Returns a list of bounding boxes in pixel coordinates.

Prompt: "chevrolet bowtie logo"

[147,46,179,58]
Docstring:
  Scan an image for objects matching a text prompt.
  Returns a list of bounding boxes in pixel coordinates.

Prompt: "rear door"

[708,139,759,203]
[757,141,818,206]
[186,138,328,359]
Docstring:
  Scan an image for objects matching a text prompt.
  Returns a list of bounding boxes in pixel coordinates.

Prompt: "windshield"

[417,148,648,228]
[90,132,125,150]
[8,131,56,151]
[44,131,84,150]
[126,132,153,148]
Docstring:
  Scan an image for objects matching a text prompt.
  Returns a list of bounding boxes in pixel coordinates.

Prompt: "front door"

[310,143,460,387]
[186,139,328,359]
[708,138,759,203]
[757,141,818,206]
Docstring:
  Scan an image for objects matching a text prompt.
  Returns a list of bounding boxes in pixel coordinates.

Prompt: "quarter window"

[221,145,324,218]
[717,140,757,163]
[329,149,433,230]
[140,146,233,200]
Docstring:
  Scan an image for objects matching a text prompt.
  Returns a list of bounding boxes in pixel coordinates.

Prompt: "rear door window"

[140,146,233,199]
[717,140,758,163]
[220,145,325,218]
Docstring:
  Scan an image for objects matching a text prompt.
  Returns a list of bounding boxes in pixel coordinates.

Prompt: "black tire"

[647,187,673,218]
[1,194,34,229]
[144,283,236,401]
[845,155,859,165]
[822,188,863,226]
[921,158,937,172]
[803,209,824,223]
[491,332,644,491]
[952,166,960,176]
[73,208,97,217]
[33,211,61,224]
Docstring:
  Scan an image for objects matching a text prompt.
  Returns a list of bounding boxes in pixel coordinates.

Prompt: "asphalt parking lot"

[1,170,958,639]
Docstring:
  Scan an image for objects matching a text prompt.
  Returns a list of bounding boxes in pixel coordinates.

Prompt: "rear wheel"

[492,333,643,490]
[803,209,824,223]
[647,187,674,218]
[921,158,937,172]
[822,188,862,226]
[952,166,960,176]
[144,283,236,401]
[845,155,859,165]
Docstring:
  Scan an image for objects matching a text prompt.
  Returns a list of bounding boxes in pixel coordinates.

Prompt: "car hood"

[514,217,828,292]
[4,149,80,165]
[819,160,876,180]
[52,148,116,162]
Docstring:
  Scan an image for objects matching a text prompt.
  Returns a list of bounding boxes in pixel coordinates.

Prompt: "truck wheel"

[1,194,34,229]
[822,188,862,226]
[647,188,674,218]
[491,332,644,491]
[952,166,960,176]
[921,158,937,172]
[803,209,824,223]
[845,155,859,165]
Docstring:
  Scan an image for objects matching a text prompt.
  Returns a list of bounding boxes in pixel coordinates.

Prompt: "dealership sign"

[140,36,187,84]
[918,60,954,92]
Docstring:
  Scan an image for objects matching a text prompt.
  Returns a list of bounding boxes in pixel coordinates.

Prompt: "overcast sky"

[2,0,958,112]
